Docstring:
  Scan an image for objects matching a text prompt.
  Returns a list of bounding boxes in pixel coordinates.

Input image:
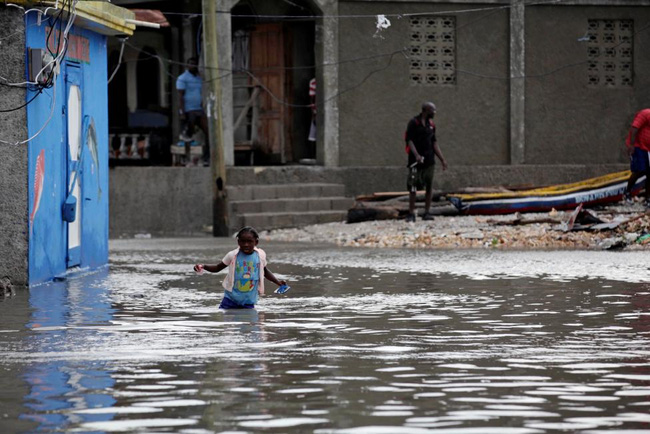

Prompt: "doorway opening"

[231,0,318,165]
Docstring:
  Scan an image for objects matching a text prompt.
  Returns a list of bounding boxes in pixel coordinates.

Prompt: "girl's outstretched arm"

[264,267,286,287]
[194,262,227,273]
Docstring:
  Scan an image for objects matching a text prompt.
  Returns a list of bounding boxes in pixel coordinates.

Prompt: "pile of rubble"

[261,201,650,250]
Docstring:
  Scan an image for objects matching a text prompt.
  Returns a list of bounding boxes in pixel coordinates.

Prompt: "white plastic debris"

[374,14,391,38]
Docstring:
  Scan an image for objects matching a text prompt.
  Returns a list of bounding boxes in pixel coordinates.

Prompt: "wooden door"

[249,23,291,162]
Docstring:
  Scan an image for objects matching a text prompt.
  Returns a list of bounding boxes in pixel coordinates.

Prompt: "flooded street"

[1,238,649,433]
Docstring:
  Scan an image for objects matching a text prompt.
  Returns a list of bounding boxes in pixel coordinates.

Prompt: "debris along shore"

[261,200,650,250]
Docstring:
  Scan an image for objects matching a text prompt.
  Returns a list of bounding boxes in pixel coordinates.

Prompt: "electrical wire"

[1,0,641,143]
[124,38,408,74]
[117,12,650,112]
[119,40,407,109]
[120,41,415,109]
[0,88,43,113]
[454,19,650,81]
[13,80,58,146]
[243,49,407,109]
[0,0,72,88]
[0,80,57,145]
[45,0,66,59]
[0,0,79,145]
[118,0,643,81]
[155,0,565,20]
[107,37,127,84]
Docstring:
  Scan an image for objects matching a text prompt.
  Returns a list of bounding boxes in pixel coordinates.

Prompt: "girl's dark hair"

[236,226,259,240]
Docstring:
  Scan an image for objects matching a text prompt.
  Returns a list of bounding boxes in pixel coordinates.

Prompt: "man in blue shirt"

[176,57,209,165]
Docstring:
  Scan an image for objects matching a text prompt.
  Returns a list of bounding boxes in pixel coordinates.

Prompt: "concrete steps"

[226,183,353,232]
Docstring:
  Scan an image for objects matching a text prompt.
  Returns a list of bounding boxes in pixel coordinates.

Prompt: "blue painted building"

[0,2,135,286]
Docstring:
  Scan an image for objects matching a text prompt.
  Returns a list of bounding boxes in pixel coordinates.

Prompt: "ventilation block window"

[587,19,633,87]
[409,16,456,86]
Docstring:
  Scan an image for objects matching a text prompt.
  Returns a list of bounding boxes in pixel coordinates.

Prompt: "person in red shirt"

[624,109,650,205]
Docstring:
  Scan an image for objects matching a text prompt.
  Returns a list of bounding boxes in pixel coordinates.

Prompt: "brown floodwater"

[0,238,649,433]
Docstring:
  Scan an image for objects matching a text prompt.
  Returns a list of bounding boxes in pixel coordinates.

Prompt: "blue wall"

[26,14,109,285]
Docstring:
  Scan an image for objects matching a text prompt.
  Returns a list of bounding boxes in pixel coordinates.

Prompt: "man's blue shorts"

[630,147,650,173]
[219,296,255,309]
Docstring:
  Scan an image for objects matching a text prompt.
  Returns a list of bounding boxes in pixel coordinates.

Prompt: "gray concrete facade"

[108,0,650,237]
[524,4,650,164]
[316,0,340,167]
[0,8,28,288]
[110,163,626,237]
[338,1,510,167]
[337,0,650,168]
[510,0,525,164]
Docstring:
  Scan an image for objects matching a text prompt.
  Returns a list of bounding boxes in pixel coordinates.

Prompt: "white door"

[66,66,82,267]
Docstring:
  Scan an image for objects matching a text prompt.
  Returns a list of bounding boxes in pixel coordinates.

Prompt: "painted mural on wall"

[47,28,90,64]
[30,149,45,230]
[85,116,102,200]
[26,13,109,285]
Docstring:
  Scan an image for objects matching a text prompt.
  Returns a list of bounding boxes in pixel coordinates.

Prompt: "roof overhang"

[132,9,170,28]
[8,1,136,36]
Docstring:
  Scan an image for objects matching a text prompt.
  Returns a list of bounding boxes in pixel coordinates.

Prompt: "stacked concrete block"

[227,183,353,232]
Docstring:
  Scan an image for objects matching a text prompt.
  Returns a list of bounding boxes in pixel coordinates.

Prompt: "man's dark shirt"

[406,115,436,167]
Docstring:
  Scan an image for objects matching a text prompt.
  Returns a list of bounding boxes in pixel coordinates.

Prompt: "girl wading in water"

[194,227,289,309]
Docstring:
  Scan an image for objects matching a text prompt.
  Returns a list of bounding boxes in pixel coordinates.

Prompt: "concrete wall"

[0,8,28,288]
[110,163,626,236]
[107,0,647,236]
[337,1,510,167]
[337,1,650,168]
[227,164,628,196]
[109,167,212,237]
[525,5,650,164]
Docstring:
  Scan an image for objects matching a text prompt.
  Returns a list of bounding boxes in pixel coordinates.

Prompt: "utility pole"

[202,0,229,236]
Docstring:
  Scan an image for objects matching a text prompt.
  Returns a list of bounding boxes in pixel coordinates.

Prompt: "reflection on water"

[0,238,649,433]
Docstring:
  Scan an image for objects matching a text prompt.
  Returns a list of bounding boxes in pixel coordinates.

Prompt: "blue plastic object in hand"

[275,284,290,294]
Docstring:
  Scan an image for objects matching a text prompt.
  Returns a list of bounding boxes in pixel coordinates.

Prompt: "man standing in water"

[405,101,448,222]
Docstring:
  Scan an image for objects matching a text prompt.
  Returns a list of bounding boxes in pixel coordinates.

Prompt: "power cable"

[243,49,407,109]
[121,40,413,108]
[124,38,408,74]
[0,80,57,145]
[0,0,79,145]
[0,0,72,88]
[154,0,565,20]
[0,88,43,113]
[118,13,650,112]
[107,36,127,84]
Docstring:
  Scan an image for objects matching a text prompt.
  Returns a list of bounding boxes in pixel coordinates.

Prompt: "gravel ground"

[261,202,650,250]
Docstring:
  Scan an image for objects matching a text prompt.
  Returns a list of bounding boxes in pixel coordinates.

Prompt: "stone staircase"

[226,182,354,232]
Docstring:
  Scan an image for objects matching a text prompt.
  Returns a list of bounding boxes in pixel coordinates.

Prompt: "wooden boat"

[448,170,645,215]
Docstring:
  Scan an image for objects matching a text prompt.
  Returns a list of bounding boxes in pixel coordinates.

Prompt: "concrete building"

[110,0,650,166]
[107,0,648,237]
[0,1,134,288]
